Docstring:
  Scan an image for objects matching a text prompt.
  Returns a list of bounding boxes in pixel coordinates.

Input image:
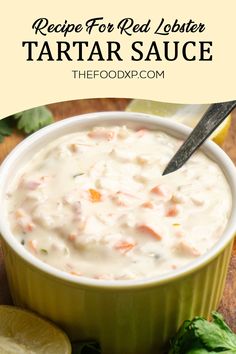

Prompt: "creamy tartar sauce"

[7,126,232,280]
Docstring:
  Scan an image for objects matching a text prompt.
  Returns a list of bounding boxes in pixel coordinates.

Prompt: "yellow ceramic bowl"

[0,112,236,354]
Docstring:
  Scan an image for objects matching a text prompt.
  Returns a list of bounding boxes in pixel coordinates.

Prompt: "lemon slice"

[127,99,231,145]
[0,306,71,354]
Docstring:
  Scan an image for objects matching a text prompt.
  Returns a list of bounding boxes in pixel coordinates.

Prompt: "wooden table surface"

[0,98,236,329]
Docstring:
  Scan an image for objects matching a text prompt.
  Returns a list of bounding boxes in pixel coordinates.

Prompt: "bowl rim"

[0,111,236,290]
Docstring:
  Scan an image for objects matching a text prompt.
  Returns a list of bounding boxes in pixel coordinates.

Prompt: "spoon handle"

[163,100,236,176]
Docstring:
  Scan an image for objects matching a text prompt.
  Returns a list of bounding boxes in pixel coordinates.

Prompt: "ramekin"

[0,112,236,354]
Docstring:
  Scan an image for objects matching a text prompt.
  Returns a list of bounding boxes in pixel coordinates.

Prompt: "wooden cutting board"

[0,98,236,329]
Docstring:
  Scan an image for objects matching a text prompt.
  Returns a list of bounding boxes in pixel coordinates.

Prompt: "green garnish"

[169,311,236,353]
[40,249,48,255]
[0,118,13,143]
[0,106,54,143]
[14,106,53,134]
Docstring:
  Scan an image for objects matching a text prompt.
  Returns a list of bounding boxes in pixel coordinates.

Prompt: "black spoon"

[162,101,236,176]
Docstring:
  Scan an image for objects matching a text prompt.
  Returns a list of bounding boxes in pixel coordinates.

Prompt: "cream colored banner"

[0,0,235,118]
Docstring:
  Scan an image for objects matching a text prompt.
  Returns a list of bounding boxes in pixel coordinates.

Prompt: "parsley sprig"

[0,118,13,142]
[169,312,236,353]
[0,106,54,142]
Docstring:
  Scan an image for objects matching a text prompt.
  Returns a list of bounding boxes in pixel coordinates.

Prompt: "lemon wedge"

[0,306,71,354]
[126,99,231,145]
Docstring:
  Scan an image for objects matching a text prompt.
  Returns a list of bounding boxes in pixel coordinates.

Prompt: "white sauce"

[7,126,232,280]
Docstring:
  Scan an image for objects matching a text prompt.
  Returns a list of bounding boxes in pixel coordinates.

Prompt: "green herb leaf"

[14,106,53,134]
[169,312,236,354]
[193,317,236,351]
[0,118,13,143]
[186,349,212,354]
[169,320,203,354]
[211,312,236,344]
